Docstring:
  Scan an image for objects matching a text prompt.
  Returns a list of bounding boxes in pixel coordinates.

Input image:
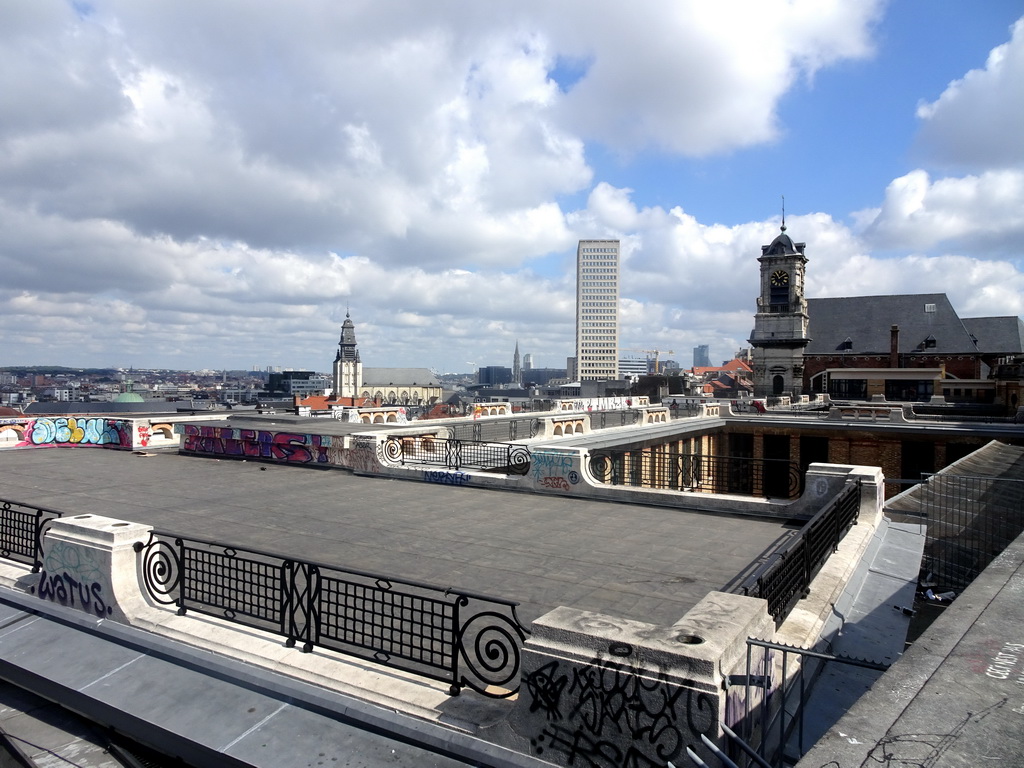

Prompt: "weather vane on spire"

[781,194,786,231]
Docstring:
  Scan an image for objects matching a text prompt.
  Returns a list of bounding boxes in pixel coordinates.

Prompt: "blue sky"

[1,1,1022,374]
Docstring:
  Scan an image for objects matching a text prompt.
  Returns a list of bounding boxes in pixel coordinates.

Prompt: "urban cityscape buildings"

[575,239,620,382]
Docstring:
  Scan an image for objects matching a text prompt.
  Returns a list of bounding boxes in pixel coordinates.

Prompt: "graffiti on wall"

[522,651,714,768]
[422,470,471,486]
[179,424,332,464]
[531,451,578,491]
[345,436,380,473]
[35,539,113,618]
[1,417,133,449]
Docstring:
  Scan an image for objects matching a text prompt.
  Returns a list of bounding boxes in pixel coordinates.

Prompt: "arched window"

[772,375,785,396]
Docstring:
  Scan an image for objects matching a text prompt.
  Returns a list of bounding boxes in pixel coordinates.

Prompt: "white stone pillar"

[33,514,152,623]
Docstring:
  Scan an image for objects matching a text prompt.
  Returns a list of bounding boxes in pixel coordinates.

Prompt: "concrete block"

[31,514,152,623]
[505,595,771,768]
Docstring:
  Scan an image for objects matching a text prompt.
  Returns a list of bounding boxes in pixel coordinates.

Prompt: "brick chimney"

[890,325,900,368]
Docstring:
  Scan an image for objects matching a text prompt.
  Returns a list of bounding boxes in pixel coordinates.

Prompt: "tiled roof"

[361,368,440,387]
[961,316,1024,355]
[805,294,978,355]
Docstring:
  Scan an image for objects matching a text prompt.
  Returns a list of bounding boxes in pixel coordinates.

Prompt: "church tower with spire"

[332,311,363,400]
[748,218,810,399]
[513,340,521,385]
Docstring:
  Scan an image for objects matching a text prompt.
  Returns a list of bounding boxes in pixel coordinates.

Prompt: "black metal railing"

[588,452,803,499]
[380,436,531,475]
[134,532,529,697]
[720,638,889,768]
[0,498,63,572]
[736,482,860,625]
[588,408,642,430]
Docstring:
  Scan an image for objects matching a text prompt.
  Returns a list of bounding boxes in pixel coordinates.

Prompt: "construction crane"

[622,348,675,374]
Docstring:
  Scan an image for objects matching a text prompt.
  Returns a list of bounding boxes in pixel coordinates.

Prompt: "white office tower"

[576,239,620,381]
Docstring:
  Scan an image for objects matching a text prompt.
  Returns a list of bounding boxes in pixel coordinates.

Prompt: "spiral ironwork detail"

[456,607,527,697]
[137,535,181,605]
[506,445,531,476]
[380,437,404,464]
[588,452,613,484]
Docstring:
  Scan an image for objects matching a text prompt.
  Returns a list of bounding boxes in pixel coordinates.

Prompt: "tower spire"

[781,195,786,232]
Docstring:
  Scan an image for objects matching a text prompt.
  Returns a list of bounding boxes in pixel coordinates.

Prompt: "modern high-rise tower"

[576,239,620,381]
[693,344,711,368]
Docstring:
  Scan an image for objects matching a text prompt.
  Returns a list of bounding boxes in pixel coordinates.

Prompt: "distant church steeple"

[334,310,360,363]
[513,340,521,384]
[332,310,363,399]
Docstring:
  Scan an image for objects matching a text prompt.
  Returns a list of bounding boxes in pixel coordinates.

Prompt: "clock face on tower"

[770,269,790,287]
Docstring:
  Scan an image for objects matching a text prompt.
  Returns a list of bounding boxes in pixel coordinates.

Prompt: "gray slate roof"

[961,316,1024,355]
[805,294,979,356]
[361,367,440,387]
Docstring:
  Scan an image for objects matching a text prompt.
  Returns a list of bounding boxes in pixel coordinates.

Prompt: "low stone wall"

[496,595,773,767]
[0,416,179,451]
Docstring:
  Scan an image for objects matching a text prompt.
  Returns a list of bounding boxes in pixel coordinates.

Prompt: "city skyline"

[1,2,1022,372]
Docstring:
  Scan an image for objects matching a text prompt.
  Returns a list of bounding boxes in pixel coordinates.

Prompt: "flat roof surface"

[0,447,793,627]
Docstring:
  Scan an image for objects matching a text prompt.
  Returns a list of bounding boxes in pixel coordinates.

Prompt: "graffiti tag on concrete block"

[522,652,714,768]
[422,470,471,486]
[36,540,112,618]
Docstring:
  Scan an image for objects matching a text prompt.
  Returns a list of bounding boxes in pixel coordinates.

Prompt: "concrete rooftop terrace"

[0,446,793,627]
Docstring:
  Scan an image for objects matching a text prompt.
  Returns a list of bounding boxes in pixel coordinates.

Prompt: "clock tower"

[749,225,810,398]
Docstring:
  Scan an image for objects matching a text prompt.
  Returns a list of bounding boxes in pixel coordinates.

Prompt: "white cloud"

[1,2,1018,374]
[855,169,1024,255]
[915,17,1024,170]
[548,0,882,156]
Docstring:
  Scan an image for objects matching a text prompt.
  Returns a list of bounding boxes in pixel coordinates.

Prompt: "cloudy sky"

[2,1,1022,374]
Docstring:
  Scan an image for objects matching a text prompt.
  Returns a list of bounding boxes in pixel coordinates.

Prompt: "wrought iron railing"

[719,638,889,768]
[134,532,529,697]
[447,418,542,443]
[0,498,63,572]
[588,452,804,499]
[380,436,531,475]
[588,408,642,430]
[736,482,860,625]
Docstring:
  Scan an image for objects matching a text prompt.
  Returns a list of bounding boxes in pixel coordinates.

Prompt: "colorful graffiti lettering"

[539,476,570,491]
[137,424,151,447]
[179,425,332,464]
[27,418,130,448]
[422,470,471,486]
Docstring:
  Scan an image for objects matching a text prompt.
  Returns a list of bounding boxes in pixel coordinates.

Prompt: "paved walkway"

[0,447,793,627]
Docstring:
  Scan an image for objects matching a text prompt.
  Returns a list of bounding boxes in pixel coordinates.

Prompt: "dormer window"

[837,337,853,351]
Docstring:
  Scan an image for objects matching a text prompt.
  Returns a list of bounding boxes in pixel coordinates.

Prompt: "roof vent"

[924,303,936,313]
